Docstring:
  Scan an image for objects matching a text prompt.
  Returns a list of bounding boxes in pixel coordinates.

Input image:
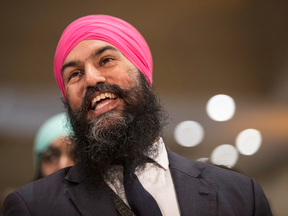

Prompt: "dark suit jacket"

[2,149,272,216]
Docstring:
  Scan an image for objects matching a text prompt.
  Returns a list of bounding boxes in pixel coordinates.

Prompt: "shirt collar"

[149,137,169,170]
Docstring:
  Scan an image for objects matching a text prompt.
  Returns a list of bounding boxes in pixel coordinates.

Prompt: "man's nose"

[84,63,106,88]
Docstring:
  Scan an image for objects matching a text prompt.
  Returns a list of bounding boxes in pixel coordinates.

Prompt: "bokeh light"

[211,144,238,168]
[236,129,262,156]
[174,121,204,147]
[206,94,236,121]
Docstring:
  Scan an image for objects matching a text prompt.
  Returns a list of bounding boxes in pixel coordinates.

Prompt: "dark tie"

[123,159,163,216]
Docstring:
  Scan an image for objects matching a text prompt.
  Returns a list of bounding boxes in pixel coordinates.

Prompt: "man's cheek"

[66,98,77,113]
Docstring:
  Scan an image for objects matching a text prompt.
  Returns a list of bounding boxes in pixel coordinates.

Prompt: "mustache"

[79,82,127,112]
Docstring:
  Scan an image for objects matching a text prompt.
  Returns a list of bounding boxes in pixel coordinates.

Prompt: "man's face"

[40,137,74,177]
[62,42,167,184]
[62,40,138,119]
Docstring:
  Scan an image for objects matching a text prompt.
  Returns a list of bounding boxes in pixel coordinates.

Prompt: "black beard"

[63,72,168,185]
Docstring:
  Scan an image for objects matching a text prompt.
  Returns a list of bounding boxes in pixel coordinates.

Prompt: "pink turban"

[54,15,153,98]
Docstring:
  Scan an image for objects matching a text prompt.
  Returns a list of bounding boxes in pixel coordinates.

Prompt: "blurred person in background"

[2,15,272,216]
[34,112,74,179]
[0,113,74,212]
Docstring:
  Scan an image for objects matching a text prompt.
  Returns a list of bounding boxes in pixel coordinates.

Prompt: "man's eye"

[68,71,82,81]
[100,57,114,66]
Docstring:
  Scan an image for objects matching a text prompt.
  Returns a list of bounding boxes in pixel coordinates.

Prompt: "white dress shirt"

[106,138,180,216]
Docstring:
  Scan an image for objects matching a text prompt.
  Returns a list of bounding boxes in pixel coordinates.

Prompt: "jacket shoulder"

[199,162,251,184]
[198,161,272,215]
[16,166,71,195]
[2,166,80,216]
[168,150,272,215]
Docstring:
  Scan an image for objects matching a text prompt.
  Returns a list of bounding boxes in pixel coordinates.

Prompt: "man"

[2,15,272,216]
[34,113,74,179]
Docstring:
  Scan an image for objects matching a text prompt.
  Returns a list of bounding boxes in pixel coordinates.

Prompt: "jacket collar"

[64,163,119,216]
[64,162,86,183]
[167,147,205,177]
[167,148,217,216]
[64,148,217,216]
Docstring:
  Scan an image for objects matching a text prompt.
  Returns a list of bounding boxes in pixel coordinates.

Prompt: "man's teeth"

[91,92,116,109]
[95,101,110,110]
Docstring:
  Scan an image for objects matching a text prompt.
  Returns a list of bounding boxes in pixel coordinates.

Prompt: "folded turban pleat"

[54,15,153,98]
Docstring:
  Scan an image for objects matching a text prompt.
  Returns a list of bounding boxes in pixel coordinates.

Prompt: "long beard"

[63,72,168,185]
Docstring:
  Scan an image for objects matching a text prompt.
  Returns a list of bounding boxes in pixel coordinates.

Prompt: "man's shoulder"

[168,149,249,179]
[198,161,272,215]
[200,161,249,181]
[199,161,253,188]
[168,149,252,187]
[16,166,72,196]
[2,166,83,215]
[182,156,256,198]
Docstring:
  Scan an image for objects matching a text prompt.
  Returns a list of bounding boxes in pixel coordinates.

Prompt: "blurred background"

[1,0,288,215]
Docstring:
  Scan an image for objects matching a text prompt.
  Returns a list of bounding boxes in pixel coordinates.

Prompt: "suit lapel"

[63,149,217,216]
[167,149,217,216]
[64,163,119,216]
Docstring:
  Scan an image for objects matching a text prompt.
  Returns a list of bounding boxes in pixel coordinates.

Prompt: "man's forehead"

[64,40,121,63]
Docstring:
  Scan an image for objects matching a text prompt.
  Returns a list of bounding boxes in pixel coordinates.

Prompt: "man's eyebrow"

[61,45,118,76]
[61,61,78,76]
[90,45,118,59]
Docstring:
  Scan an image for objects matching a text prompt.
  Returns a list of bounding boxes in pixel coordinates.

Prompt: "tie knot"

[123,157,155,175]
[124,159,138,175]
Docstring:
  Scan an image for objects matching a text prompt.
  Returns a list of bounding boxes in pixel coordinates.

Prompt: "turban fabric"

[54,15,153,98]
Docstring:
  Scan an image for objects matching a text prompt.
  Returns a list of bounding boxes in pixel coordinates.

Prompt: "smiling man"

[2,15,272,216]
